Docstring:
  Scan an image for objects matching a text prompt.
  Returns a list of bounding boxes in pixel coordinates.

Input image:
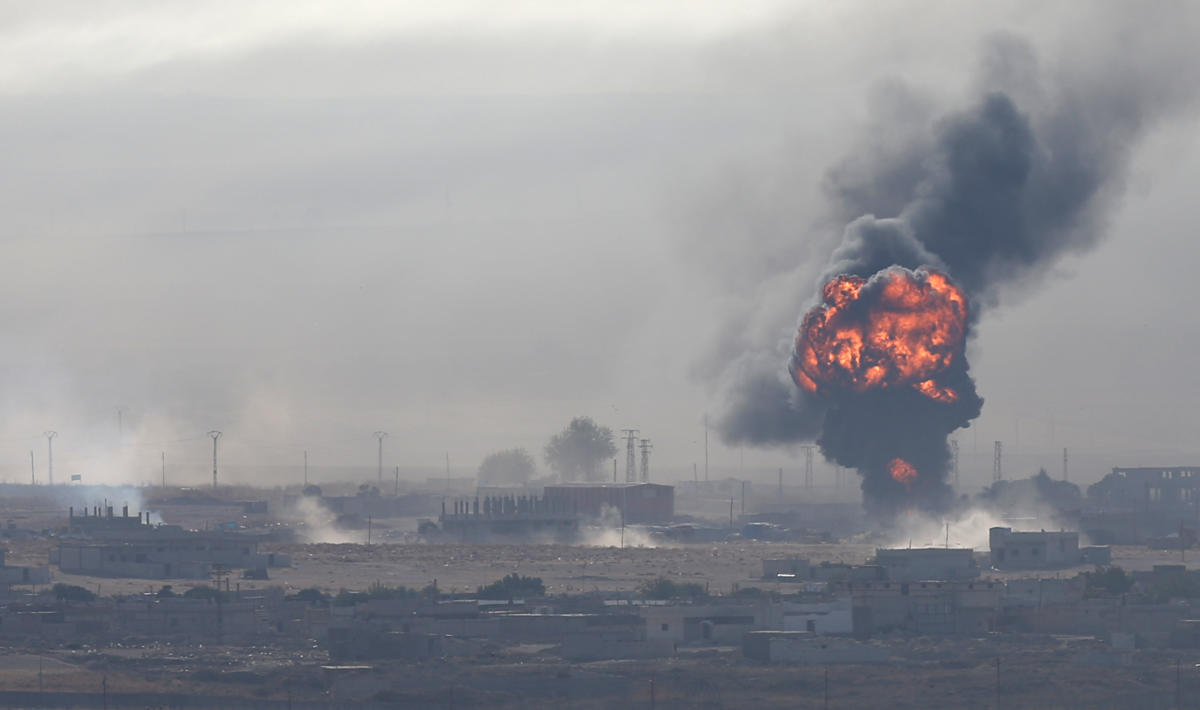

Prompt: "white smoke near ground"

[883,508,1009,551]
[285,496,361,544]
[576,505,667,549]
[882,502,1073,551]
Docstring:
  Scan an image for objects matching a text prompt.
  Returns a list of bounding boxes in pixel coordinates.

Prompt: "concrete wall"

[0,565,49,585]
[561,633,675,660]
[874,548,979,581]
[743,631,890,664]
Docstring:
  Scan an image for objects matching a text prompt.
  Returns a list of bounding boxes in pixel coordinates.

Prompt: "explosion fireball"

[792,267,967,404]
[888,458,918,486]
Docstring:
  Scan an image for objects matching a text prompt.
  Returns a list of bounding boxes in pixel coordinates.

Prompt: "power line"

[373,431,388,483]
[639,439,653,482]
[44,431,57,486]
[621,429,639,483]
[208,430,222,489]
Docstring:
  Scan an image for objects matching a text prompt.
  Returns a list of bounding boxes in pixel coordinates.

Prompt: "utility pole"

[621,429,639,483]
[303,450,308,486]
[208,430,222,489]
[703,414,709,482]
[373,431,387,483]
[950,439,960,487]
[44,431,57,485]
[161,452,166,489]
[394,465,399,497]
[1062,447,1068,482]
[29,450,34,485]
[993,440,1003,483]
[639,439,652,482]
[778,467,783,497]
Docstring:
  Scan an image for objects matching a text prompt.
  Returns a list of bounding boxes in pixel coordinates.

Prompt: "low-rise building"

[0,548,50,586]
[989,527,1081,569]
[642,602,763,645]
[52,524,289,579]
[846,578,1003,635]
[872,548,980,581]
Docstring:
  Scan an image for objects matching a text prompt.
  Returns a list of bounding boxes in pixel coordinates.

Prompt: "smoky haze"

[0,3,1198,489]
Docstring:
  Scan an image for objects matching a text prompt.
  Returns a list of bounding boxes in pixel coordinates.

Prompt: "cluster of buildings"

[1084,466,1200,545]
[7,552,1200,673]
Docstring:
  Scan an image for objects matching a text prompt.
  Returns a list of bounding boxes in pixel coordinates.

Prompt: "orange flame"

[794,268,966,403]
[888,458,918,486]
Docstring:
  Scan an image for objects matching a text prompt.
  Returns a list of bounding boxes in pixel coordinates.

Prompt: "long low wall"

[0,690,412,709]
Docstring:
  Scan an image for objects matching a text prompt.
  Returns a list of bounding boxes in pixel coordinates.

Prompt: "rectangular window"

[661,623,669,631]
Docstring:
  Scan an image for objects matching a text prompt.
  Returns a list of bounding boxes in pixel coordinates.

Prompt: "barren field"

[7,534,1196,598]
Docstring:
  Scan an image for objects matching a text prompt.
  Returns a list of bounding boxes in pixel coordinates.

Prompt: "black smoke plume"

[712,32,1198,514]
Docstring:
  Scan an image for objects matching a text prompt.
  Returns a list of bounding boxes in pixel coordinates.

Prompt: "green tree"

[52,583,96,602]
[183,585,226,602]
[544,417,617,482]
[478,573,546,599]
[1083,566,1133,598]
[286,587,329,605]
[637,577,706,599]
[478,448,537,485]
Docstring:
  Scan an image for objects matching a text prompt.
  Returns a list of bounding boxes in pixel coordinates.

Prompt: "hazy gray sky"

[2,1,1197,489]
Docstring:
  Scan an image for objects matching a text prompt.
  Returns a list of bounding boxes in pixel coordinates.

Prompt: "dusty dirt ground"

[8,534,1197,598]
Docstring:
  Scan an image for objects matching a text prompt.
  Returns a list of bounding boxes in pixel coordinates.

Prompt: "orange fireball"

[793,267,967,403]
[888,458,918,485]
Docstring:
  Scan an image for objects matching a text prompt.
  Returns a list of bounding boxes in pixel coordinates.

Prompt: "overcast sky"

[1,1,1197,489]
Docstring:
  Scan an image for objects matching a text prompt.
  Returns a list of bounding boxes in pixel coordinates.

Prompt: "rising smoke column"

[711,32,1199,515]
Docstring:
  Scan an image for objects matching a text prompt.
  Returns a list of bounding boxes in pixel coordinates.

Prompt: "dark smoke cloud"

[712,30,1199,511]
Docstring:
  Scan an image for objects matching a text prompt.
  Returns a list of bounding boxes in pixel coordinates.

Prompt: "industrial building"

[435,493,580,542]
[542,483,674,525]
